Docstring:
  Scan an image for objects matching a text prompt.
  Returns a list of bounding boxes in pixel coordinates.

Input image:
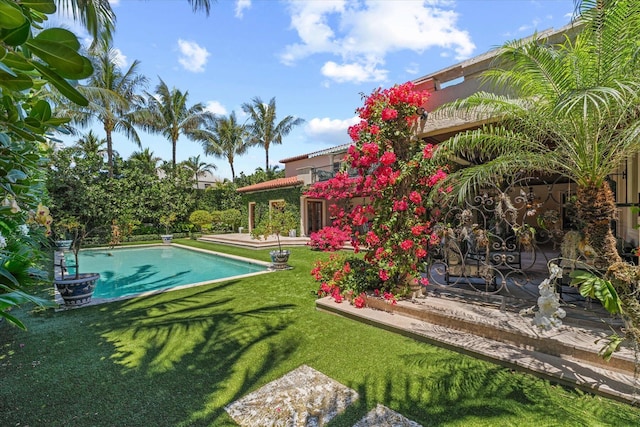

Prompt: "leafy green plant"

[1,0,93,328]
[189,210,212,232]
[159,212,177,235]
[570,270,621,314]
[250,201,298,254]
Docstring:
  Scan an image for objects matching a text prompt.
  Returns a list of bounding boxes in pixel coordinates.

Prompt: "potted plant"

[53,217,100,307]
[250,201,299,269]
[159,212,177,244]
[53,217,75,251]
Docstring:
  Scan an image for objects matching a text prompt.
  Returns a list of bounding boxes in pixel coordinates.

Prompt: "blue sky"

[55,0,576,180]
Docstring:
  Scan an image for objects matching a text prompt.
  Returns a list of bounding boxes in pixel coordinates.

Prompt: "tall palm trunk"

[105,127,114,178]
[172,138,177,169]
[575,182,621,266]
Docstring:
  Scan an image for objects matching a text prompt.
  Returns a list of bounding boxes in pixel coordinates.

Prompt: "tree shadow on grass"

[326,349,640,426]
[89,279,302,425]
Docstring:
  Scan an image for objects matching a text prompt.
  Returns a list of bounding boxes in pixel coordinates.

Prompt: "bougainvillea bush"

[312,253,382,299]
[306,82,450,300]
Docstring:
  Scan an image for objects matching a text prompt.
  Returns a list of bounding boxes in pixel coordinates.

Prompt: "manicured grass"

[1,239,639,426]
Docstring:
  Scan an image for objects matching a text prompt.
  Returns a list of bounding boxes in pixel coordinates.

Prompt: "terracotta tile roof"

[236,177,304,193]
[279,143,352,163]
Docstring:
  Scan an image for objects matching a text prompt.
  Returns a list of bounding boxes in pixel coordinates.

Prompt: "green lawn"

[1,239,639,426]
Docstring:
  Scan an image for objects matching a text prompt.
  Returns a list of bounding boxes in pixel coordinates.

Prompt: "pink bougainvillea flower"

[422,143,434,159]
[383,292,397,305]
[392,200,408,212]
[353,293,366,308]
[409,191,422,204]
[381,108,398,121]
[416,247,427,258]
[420,277,429,286]
[427,169,448,187]
[366,231,380,246]
[379,151,397,166]
[379,269,390,281]
[411,224,424,236]
[400,239,413,250]
[343,262,351,274]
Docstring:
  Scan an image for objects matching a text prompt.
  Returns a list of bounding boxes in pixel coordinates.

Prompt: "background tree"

[180,155,217,188]
[200,112,247,181]
[241,96,304,171]
[432,0,640,267]
[128,148,161,175]
[234,166,285,187]
[64,40,148,177]
[72,130,107,160]
[138,79,214,169]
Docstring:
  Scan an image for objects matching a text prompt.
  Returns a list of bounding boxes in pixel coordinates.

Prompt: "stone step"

[316,296,640,404]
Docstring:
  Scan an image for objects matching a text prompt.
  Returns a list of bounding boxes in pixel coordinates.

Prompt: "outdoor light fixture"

[416,107,428,120]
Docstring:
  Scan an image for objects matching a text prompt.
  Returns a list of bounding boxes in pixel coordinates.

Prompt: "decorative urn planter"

[269,250,291,270]
[160,234,173,245]
[54,273,100,307]
[54,239,73,251]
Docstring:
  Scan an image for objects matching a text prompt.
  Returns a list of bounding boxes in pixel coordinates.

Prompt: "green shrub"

[189,210,213,232]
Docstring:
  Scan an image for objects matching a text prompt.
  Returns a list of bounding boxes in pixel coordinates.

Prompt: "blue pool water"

[65,245,268,299]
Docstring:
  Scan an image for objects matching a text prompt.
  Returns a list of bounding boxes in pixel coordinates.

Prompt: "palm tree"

[138,79,214,169]
[55,0,214,43]
[433,0,640,266]
[200,112,248,181]
[181,155,217,188]
[128,148,162,174]
[66,41,148,177]
[241,97,304,171]
[73,130,107,159]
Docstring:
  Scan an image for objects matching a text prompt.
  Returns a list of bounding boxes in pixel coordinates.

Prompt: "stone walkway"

[225,365,422,426]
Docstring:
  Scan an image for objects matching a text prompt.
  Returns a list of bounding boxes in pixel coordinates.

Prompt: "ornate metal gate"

[426,174,578,306]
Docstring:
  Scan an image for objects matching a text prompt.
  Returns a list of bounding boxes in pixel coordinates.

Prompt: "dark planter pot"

[54,240,73,251]
[270,250,291,270]
[54,273,100,307]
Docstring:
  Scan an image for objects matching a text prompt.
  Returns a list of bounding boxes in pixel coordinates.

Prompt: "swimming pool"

[64,244,270,301]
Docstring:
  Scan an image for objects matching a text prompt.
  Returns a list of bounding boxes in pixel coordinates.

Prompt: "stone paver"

[225,365,358,426]
[353,404,423,427]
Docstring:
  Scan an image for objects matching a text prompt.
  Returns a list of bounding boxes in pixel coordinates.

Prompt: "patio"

[199,232,311,249]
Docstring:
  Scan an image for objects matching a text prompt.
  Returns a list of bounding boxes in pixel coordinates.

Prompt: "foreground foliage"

[1,0,93,328]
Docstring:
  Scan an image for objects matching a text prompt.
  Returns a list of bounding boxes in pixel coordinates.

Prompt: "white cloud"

[235,0,251,18]
[204,101,228,116]
[111,47,127,68]
[405,62,419,75]
[177,39,210,73]
[109,0,120,6]
[305,116,360,145]
[321,61,387,84]
[281,0,475,83]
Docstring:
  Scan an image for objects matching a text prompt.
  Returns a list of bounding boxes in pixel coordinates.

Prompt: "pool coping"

[54,243,275,309]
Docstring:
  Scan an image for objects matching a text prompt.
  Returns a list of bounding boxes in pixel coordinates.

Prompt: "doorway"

[307,201,323,235]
